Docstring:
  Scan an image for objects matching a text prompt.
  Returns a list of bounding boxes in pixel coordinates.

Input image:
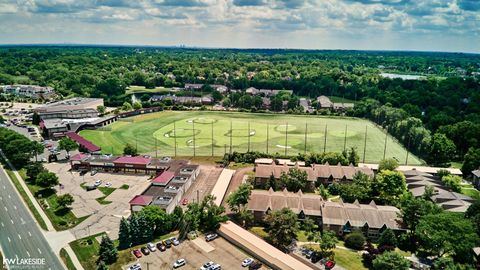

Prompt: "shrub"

[344,232,366,250]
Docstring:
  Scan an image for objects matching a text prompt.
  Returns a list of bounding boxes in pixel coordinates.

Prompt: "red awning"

[65,132,101,152]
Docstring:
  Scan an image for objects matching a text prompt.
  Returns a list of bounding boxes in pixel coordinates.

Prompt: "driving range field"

[79,111,422,164]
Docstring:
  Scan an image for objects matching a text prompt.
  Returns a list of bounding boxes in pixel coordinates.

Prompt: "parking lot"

[126,236,265,270]
[45,162,151,239]
[181,165,222,205]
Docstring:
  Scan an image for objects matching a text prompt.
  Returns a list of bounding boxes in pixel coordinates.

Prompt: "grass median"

[59,248,77,270]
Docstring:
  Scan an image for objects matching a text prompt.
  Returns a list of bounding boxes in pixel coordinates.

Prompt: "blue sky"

[0,0,479,52]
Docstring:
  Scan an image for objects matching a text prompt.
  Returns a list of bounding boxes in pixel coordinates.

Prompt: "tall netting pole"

[363,125,367,163]
[193,120,196,157]
[247,122,251,153]
[174,121,177,157]
[343,124,347,151]
[304,122,308,155]
[229,121,233,154]
[211,121,214,157]
[323,124,328,153]
[266,123,269,154]
[383,129,388,160]
[284,122,288,156]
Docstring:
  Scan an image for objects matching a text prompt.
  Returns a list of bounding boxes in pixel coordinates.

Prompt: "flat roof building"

[34,98,103,116]
[1,85,55,99]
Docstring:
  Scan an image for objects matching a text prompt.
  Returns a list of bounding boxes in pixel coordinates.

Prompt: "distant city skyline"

[0,0,479,53]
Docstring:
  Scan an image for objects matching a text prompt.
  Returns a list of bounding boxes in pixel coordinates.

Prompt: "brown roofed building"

[247,189,404,240]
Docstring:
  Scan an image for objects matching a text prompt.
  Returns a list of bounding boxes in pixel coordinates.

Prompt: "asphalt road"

[0,165,64,270]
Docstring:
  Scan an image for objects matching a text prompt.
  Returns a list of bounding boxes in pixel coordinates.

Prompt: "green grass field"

[125,85,173,95]
[79,111,422,164]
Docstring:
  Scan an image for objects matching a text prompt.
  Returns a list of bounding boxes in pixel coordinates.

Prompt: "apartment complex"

[34,98,104,119]
[1,85,55,99]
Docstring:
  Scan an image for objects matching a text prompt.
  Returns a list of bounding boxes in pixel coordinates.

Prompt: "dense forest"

[1,46,479,169]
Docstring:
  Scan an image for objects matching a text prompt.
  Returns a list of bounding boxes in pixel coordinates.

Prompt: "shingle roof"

[65,132,101,152]
[151,171,175,185]
[129,195,153,206]
[114,156,151,165]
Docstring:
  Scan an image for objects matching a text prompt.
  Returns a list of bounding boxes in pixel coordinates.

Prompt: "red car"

[132,249,142,258]
[181,198,188,205]
[325,260,336,270]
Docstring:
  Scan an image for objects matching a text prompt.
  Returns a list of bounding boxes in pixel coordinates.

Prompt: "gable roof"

[129,195,153,206]
[151,171,175,186]
[114,156,151,165]
[65,131,101,152]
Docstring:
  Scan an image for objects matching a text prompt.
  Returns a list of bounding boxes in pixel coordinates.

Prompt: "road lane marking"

[26,251,30,257]
[4,206,7,211]
[7,194,10,199]
[7,237,10,242]
[10,219,14,224]
[20,217,25,224]
[37,248,42,254]
[0,222,3,227]
[3,185,5,189]
[13,205,17,210]
[18,234,21,240]
[28,231,32,237]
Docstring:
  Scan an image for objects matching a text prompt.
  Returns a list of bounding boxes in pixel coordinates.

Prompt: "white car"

[173,259,186,268]
[104,182,112,188]
[200,261,214,270]
[94,180,102,187]
[170,237,180,246]
[210,264,221,270]
[128,263,141,270]
[242,258,254,267]
[147,242,156,252]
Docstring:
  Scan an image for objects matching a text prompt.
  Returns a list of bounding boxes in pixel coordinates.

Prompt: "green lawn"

[80,111,422,164]
[125,85,173,95]
[304,243,367,270]
[461,186,480,200]
[96,187,116,205]
[328,96,357,104]
[60,248,77,270]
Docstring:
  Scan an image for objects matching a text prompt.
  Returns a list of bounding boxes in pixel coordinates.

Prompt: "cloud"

[458,0,480,11]
[153,0,212,7]
[232,0,268,6]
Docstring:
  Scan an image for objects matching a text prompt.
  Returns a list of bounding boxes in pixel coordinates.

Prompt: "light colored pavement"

[181,165,222,205]
[0,163,64,269]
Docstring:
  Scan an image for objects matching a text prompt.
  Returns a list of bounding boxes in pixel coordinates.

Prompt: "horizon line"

[0,43,478,55]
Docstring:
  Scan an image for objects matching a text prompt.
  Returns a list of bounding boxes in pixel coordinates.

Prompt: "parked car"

[86,185,97,191]
[173,259,186,268]
[305,250,314,259]
[242,258,254,267]
[210,263,221,270]
[170,237,180,246]
[205,233,218,242]
[79,170,88,176]
[91,170,97,176]
[132,249,142,258]
[248,262,262,270]
[200,261,214,270]
[156,242,166,251]
[325,260,336,270]
[182,198,188,205]
[104,182,112,188]
[163,239,172,248]
[140,247,150,255]
[311,252,321,263]
[147,242,156,252]
[94,180,102,187]
[128,263,141,270]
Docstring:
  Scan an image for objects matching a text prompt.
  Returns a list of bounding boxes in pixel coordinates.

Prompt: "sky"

[0,0,479,53]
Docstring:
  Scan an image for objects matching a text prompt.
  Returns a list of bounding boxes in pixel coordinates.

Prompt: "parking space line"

[37,248,42,254]
[28,231,32,237]
[18,234,22,240]
[10,219,14,224]
[7,237,11,242]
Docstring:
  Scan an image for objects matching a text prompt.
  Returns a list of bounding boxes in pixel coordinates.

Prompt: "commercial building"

[245,87,293,96]
[247,189,404,239]
[316,95,354,111]
[130,164,200,213]
[34,98,104,119]
[39,116,116,138]
[1,85,55,99]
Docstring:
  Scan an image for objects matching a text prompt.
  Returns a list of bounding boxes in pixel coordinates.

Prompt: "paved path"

[0,163,64,269]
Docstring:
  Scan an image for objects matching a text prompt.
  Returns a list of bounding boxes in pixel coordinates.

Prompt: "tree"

[280,168,308,192]
[118,217,131,249]
[141,205,172,235]
[347,147,360,166]
[344,232,365,250]
[264,208,300,250]
[96,260,108,270]
[32,112,40,125]
[98,235,118,264]
[123,143,138,156]
[58,137,78,155]
[56,193,74,209]
[302,218,318,235]
[227,183,252,213]
[136,211,153,243]
[441,174,462,192]
[461,148,480,176]
[25,162,45,182]
[308,229,337,255]
[121,102,133,111]
[96,105,106,114]
[36,171,59,188]
[222,97,231,107]
[427,133,455,166]
[211,90,223,102]
[375,170,407,203]
[378,228,397,248]
[378,158,399,171]
[133,101,142,110]
[372,251,410,270]
[416,212,478,264]
[200,195,228,232]
[336,172,373,202]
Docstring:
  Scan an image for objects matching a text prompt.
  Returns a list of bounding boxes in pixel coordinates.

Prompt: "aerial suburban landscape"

[0,1,479,270]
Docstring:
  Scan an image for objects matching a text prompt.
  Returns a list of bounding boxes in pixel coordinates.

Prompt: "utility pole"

[343,124,347,151]
[155,137,157,158]
[323,125,328,153]
[363,125,367,163]
[173,121,177,157]
[284,122,288,156]
[304,122,308,155]
[383,129,388,160]
[192,120,196,157]
[247,122,251,152]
